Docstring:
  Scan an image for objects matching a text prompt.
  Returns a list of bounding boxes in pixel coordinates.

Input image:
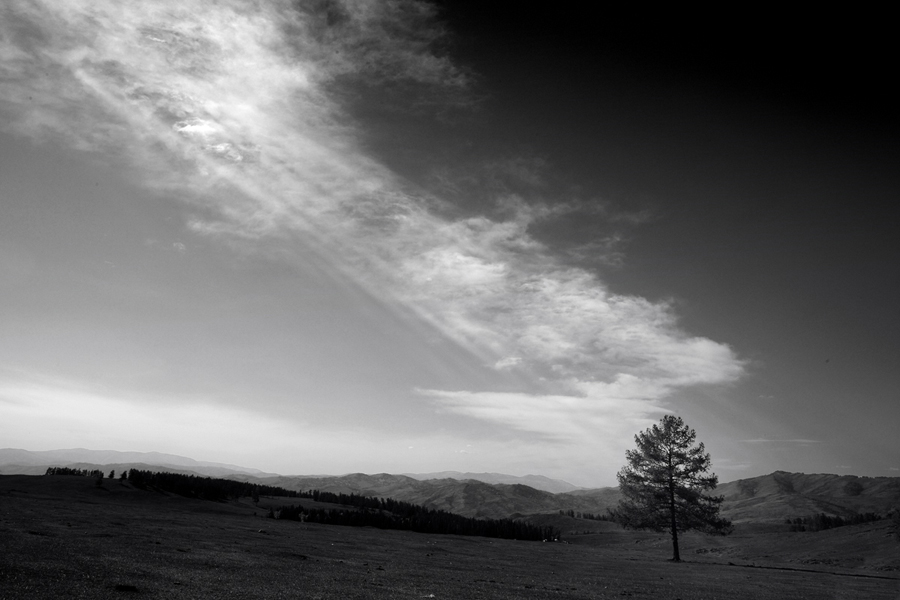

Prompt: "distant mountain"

[0,448,277,479]
[254,471,900,523]
[5,449,898,525]
[244,472,614,519]
[403,471,583,493]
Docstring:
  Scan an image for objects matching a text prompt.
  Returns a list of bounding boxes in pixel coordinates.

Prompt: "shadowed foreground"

[1,475,897,599]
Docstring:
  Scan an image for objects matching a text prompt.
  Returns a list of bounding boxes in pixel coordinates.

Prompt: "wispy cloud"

[0,369,302,458]
[0,0,744,455]
[740,439,823,444]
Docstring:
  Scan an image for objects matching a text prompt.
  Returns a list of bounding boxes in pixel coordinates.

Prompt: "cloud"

[0,0,744,453]
[493,357,522,370]
[421,380,664,442]
[712,458,753,471]
[0,370,303,458]
[740,439,823,444]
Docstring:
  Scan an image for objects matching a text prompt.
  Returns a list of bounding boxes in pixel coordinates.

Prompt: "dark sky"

[421,2,900,471]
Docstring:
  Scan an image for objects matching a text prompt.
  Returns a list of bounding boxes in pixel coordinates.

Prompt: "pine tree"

[613,415,732,561]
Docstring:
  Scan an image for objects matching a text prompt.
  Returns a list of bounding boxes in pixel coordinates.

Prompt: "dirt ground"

[1,475,898,599]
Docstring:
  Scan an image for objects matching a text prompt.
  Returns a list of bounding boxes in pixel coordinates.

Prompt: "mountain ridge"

[403,471,583,493]
[3,448,898,523]
[0,448,278,478]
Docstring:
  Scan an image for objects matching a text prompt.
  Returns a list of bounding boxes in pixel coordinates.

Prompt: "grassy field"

[1,475,897,599]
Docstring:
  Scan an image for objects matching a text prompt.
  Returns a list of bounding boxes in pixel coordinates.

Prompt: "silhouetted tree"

[613,415,732,561]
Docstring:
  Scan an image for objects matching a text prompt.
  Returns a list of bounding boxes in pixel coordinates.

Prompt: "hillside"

[248,473,617,520]
[0,448,277,479]
[257,471,900,525]
[404,471,583,493]
[3,449,898,525]
[3,474,897,599]
[716,471,900,523]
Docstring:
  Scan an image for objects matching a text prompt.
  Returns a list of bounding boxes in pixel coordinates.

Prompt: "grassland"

[1,475,897,599]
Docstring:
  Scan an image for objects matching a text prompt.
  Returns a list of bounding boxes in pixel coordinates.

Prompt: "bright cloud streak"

[0,371,305,462]
[0,0,744,469]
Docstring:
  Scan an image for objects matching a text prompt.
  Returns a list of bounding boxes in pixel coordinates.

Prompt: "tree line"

[123,469,301,501]
[45,467,555,541]
[272,502,556,541]
[45,467,106,478]
[558,509,612,521]
[786,512,883,532]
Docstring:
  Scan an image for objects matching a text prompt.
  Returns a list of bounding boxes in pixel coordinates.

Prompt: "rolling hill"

[403,471,583,493]
[0,448,277,478]
[3,448,898,524]
[716,471,900,523]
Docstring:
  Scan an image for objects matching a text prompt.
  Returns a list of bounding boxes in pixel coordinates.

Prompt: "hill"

[255,471,900,525]
[245,473,615,520]
[0,448,277,479]
[404,471,583,493]
[1,473,897,599]
[4,449,898,525]
[716,471,900,523]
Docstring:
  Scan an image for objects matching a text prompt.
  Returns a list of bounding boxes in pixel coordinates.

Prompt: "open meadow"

[1,475,898,599]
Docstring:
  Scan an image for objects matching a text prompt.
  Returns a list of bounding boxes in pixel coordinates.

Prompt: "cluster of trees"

[786,512,882,532]
[558,509,612,521]
[124,469,300,501]
[271,502,556,541]
[295,490,385,508]
[45,467,106,478]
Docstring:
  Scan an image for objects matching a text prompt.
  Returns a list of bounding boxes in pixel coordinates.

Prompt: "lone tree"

[613,415,732,561]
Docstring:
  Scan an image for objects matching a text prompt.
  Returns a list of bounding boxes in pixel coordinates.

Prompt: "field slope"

[1,474,898,599]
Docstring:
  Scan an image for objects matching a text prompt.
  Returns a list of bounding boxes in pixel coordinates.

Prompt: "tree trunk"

[669,470,681,562]
[670,517,680,562]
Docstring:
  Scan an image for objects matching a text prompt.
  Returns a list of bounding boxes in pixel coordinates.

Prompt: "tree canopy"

[613,415,732,561]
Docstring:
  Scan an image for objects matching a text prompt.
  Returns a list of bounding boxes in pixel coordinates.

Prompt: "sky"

[1,1,897,487]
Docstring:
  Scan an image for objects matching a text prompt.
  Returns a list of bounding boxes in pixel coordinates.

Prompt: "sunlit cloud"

[0,0,744,460]
[493,357,522,370]
[421,382,662,442]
